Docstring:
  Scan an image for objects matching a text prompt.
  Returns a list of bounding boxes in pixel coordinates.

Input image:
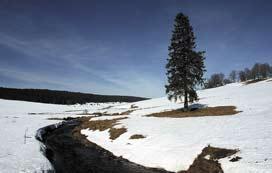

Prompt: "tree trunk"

[184,90,189,111]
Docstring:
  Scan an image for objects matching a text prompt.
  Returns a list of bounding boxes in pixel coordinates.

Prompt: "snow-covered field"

[0,99,123,173]
[0,79,271,173]
[81,80,272,173]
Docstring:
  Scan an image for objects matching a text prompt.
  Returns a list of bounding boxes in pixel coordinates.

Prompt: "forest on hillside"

[205,62,272,88]
[0,87,147,104]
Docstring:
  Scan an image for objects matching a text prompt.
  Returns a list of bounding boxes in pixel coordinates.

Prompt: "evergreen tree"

[165,13,205,111]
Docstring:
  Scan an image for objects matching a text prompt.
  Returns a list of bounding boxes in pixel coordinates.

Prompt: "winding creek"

[36,119,238,173]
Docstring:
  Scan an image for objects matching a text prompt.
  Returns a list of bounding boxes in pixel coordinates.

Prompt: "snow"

[1,80,271,172]
[82,80,272,172]
[0,99,123,173]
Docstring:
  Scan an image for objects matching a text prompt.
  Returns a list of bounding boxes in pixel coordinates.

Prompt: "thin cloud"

[0,33,165,97]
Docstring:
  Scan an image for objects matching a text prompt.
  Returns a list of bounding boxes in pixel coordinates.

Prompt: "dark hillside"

[0,87,148,104]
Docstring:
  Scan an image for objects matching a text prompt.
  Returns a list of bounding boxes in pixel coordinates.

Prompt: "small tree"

[239,71,246,82]
[165,13,205,111]
[259,63,270,79]
[229,70,237,82]
[251,63,261,79]
[244,68,251,80]
[223,78,232,85]
[270,65,272,77]
[206,73,225,88]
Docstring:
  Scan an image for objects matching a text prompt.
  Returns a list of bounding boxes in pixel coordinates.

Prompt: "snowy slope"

[1,80,271,173]
[82,80,272,173]
[0,99,123,173]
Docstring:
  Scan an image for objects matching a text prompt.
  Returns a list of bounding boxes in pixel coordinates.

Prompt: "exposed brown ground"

[130,134,146,139]
[84,109,134,117]
[147,106,241,118]
[47,117,66,120]
[118,110,134,115]
[178,145,239,173]
[130,104,139,109]
[47,117,80,120]
[73,116,128,141]
[76,113,95,116]
[109,127,127,140]
[244,78,267,85]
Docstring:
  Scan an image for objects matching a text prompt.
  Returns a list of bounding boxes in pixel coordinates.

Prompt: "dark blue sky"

[0,0,271,97]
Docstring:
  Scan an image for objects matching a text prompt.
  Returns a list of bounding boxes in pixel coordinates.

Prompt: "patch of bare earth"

[130,104,139,109]
[109,127,127,140]
[73,116,128,141]
[83,109,134,117]
[118,110,134,115]
[47,117,80,121]
[130,134,146,139]
[178,145,239,173]
[147,106,241,118]
[244,78,267,85]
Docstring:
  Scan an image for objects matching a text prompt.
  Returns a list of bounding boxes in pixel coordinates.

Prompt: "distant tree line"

[205,62,272,89]
[0,87,147,105]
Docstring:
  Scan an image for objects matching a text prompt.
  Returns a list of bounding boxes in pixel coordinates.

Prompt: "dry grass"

[47,117,78,121]
[130,104,139,109]
[129,134,146,139]
[109,128,127,140]
[73,117,128,140]
[178,145,239,173]
[80,117,127,131]
[120,110,134,115]
[84,110,134,117]
[81,112,105,116]
[244,78,267,85]
[112,110,134,116]
[147,106,241,118]
[199,145,238,160]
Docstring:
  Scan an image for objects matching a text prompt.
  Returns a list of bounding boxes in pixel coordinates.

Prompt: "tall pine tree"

[165,13,205,111]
